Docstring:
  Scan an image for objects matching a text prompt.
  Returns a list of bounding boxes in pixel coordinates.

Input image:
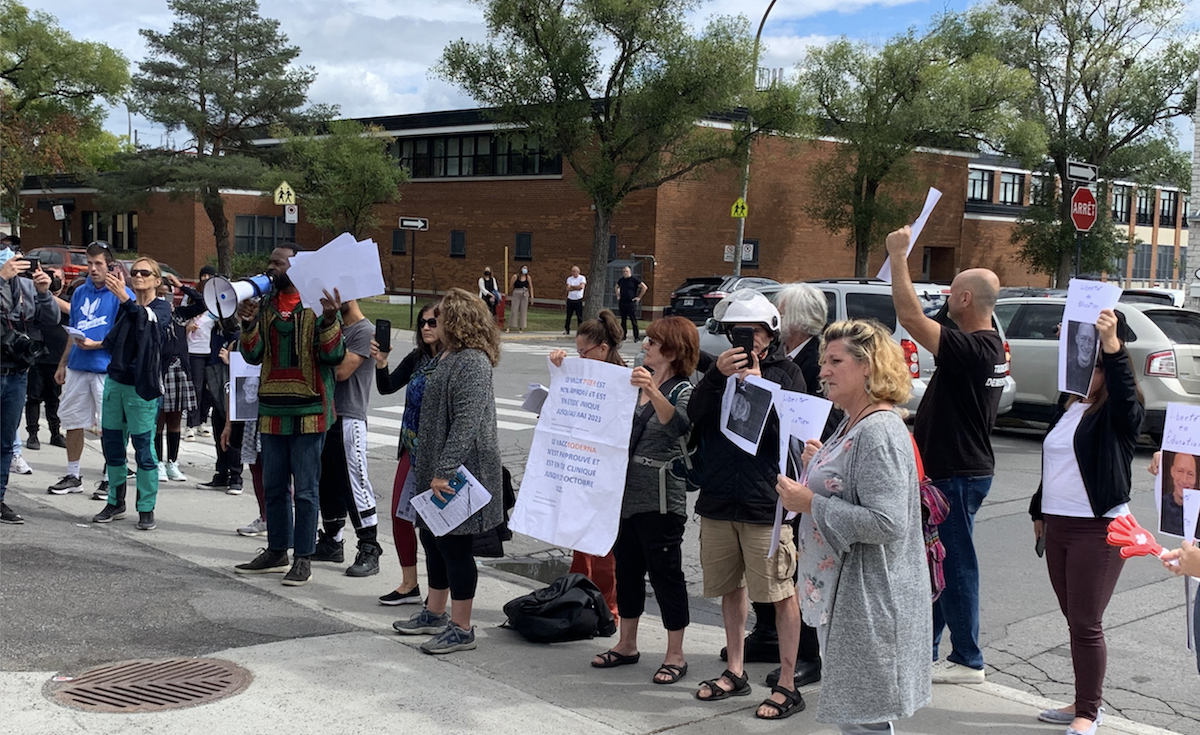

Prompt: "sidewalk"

[2,440,1186,735]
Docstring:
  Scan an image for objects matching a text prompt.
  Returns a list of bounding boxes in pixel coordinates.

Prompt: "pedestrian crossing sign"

[273,181,296,206]
[731,198,747,218]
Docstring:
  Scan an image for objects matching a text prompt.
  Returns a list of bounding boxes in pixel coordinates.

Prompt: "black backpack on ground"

[501,573,616,643]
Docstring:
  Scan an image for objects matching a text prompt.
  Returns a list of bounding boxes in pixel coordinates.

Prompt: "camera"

[1,328,46,369]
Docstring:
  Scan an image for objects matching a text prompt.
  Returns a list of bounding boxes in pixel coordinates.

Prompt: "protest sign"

[877,188,942,283]
[289,233,387,310]
[1059,279,1122,397]
[768,390,834,558]
[229,352,260,422]
[720,374,779,455]
[411,465,493,537]
[1156,406,1200,540]
[510,357,638,555]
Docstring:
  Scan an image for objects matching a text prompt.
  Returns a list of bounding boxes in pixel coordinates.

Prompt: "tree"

[437,0,802,318]
[265,120,408,241]
[113,0,329,275]
[797,17,1042,276]
[993,0,1198,285]
[0,0,128,229]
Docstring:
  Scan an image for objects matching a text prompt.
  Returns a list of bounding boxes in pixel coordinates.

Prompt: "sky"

[32,0,985,146]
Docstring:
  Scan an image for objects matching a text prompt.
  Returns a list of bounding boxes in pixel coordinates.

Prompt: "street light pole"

[732,0,777,277]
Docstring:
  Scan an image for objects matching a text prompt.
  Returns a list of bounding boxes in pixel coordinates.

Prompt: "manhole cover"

[47,657,252,713]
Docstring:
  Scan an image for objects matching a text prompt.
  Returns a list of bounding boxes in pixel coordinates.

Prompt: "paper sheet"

[768,390,834,558]
[1062,278,1123,323]
[522,383,549,414]
[1184,489,1200,545]
[228,352,261,422]
[720,374,779,456]
[410,465,493,537]
[393,454,418,523]
[876,187,942,283]
[289,233,387,311]
[65,326,85,341]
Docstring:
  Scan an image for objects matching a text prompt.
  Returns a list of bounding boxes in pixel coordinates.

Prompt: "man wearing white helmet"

[687,290,809,720]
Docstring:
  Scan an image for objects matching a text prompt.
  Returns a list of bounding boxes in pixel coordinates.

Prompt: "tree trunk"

[584,202,612,320]
[202,186,232,276]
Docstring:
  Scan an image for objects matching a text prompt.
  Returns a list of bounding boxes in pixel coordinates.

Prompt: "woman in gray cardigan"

[776,320,932,733]
[392,288,504,655]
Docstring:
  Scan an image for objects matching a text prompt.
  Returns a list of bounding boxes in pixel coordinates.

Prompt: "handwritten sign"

[1163,403,1200,454]
[776,390,834,477]
[1063,278,1122,324]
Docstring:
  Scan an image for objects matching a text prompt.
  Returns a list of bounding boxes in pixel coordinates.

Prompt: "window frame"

[967,169,993,203]
[449,230,466,258]
[515,232,532,261]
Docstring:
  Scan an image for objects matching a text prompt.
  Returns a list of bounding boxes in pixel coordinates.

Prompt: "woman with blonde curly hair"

[392,288,504,654]
[775,319,931,734]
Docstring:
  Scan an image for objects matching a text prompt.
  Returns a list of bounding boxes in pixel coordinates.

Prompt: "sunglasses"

[418,317,437,328]
[129,269,158,278]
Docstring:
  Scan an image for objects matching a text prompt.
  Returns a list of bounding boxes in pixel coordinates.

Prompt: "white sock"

[67,461,81,477]
[334,528,344,543]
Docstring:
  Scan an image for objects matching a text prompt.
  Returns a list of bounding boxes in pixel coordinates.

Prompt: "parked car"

[995,297,1200,440]
[664,275,779,323]
[1119,288,1186,308]
[25,246,90,282]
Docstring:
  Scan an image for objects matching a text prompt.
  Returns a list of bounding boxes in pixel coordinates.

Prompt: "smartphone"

[375,318,391,354]
[731,326,756,359]
[1034,534,1046,558]
[17,256,39,277]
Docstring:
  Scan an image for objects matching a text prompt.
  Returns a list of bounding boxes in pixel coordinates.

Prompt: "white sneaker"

[183,428,196,442]
[200,424,212,437]
[10,455,32,475]
[165,461,187,482]
[157,462,168,482]
[931,660,985,684]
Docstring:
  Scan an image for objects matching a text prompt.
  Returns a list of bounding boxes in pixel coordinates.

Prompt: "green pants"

[101,379,160,512]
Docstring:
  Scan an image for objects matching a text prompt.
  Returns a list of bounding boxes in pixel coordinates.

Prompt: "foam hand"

[1106,514,1167,560]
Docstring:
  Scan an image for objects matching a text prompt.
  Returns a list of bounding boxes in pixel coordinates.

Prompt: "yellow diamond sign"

[731,197,747,218]
[273,181,296,206]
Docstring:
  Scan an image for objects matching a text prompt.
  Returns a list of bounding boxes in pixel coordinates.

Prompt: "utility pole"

[731,0,777,277]
[1190,58,1200,309]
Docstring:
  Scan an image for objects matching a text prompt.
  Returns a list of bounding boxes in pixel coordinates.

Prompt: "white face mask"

[521,268,528,274]
[0,247,13,266]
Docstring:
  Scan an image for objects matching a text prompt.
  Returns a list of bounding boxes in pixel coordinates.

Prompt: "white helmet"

[713,290,781,335]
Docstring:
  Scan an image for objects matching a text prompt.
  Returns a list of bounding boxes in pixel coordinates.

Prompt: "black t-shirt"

[617,276,642,303]
[913,327,1006,479]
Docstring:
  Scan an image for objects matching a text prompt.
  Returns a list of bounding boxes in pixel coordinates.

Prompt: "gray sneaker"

[393,608,451,636]
[420,622,477,654]
[237,517,268,537]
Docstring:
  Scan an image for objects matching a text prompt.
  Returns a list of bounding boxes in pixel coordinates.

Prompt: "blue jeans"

[1,370,29,503]
[931,475,992,670]
[261,432,325,557]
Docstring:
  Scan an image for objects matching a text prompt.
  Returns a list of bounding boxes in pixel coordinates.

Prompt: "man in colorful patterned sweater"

[232,244,345,586]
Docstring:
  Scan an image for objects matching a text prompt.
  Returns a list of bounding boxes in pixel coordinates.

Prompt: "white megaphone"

[203,274,274,319]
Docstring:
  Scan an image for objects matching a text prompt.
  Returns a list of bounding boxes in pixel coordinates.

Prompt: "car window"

[1145,310,1200,345]
[917,292,948,318]
[845,293,897,330]
[32,249,63,265]
[1008,303,1063,340]
[994,303,1021,332]
[820,290,837,325]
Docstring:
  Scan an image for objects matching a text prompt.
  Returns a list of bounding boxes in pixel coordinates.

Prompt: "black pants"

[24,362,61,436]
[564,299,584,332]
[618,301,640,341]
[318,417,377,540]
[210,402,243,483]
[613,512,690,631]
[419,528,478,600]
[186,354,212,428]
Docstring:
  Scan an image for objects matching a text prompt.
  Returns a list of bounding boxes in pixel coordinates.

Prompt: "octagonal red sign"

[1071,187,1097,232]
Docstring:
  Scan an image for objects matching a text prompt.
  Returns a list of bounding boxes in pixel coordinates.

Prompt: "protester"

[1028,309,1144,735]
[478,266,502,317]
[313,299,383,577]
[614,266,647,342]
[586,316,698,685]
[154,273,208,483]
[184,264,218,441]
[776,319,932,732]
[886,226,1004,684]
[548,310,626,621]
[92,258,172,530]
[202,317,247,496]
[687,290,807,718]
[1159,537,1200,675]
[393,287,504,654]
[564,265,586,335]
[233,244,345,587]
[0,246,58,524]
[374,300,442,605]
[24,266,67,451]
[50,241,130,498]
[507,266,533,333]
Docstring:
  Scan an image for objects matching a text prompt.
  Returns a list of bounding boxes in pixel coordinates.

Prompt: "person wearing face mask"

[23,266,68,452]
[508,266,533,333]
[478,267,502,318]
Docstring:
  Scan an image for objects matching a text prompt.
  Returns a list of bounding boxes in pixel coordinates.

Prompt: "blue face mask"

[0,247,13,266]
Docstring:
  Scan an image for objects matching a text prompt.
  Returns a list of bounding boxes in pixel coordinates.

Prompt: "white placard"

[289,233,387,311]
[410,465,493,537]
[522,383,549,414]
[720,374,779,455]
[876,187,942,283]
[768,390,834,559]
[228,352,261,422]
[1063,278,1123,324]
[1185,489,1200,545]
[1156,450,1200,540]
[1058,279,1123,396]
[1163,402,1200,455]
[509,357,639,555]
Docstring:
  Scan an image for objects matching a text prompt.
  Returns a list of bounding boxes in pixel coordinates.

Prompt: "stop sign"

[1071,187,1097,232]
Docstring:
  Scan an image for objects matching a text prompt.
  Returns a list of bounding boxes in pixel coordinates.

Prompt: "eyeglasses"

[418,318,437,328]
[129,269,157,278]
[578,343,604,358]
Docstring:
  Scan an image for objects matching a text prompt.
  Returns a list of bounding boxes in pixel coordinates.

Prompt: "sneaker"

[420,622,477,654]
[165,461,187,482]
[0,503,25,524]
[282,556,312,586]
[91,480,109,501]
[126,467,135,479]
[225,480,244,495]
[198,474,229,490]
[48,474,83,495]
[136,511,156,530]
[25,434,40,450]
[1039,708,1104,725]
[393,608,451,636]
[157,462,168,482]
[379,585,423,606]
[346,540,382,577]
[931,660,985,684]
[234,548,289,574]
[200,424,212,437]
[311,530,344,563]
[237,517,268,536]
[49,433,66,448]
[92,504,126,523]
[183,427,196,441]
[10,455,32,475]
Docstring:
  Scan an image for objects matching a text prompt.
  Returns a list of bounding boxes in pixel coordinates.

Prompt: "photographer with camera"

[0,244,58,524]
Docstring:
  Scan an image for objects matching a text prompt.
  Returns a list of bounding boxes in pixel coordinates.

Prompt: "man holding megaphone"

[231,243,346,588]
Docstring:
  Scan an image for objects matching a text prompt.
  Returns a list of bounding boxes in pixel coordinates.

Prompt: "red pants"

[569,551,618,620]
[390,453,418,567]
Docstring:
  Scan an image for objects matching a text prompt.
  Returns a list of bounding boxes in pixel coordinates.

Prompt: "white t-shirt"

[1041,401,1129,518]
[567,274,586,301]
[186,313,216,355]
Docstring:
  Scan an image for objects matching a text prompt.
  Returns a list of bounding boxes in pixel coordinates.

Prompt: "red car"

[25,247,90,282]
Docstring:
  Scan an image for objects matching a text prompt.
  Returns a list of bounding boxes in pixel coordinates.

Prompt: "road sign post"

[1070,186,1097,277]
[398,217,429,327]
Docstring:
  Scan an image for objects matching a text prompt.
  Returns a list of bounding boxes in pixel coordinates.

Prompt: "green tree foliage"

[0,0,128,229]
[104,0,330,275]
[437,0,803,317]
[797,18,1042,276]
[992,0,1198,285]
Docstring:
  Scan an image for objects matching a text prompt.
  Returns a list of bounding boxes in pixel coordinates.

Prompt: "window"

[1131,242,1153,280]
[1160,190,1179,227]
[967,169,992,202]
[845,293,897,331]
[391,230,406,255]
[1136,188,1154,226]
[740,239,759,268]
[608,234,618,262]
[998,173,1023,205]
[1183,196,1190,229]
[1146,310,1200,344]
[994,303,1021,333]
[449,230,466,258]
[397,132,561,179]
[234,215,296,255]
[1156,245,1179,281]
[515,232,532,260]
[1111,185,1131,224]
[1007,304,1065,340]
[81,211,137,251]
[821,291,837,325]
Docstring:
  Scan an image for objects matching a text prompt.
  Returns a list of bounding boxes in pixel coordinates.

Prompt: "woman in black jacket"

[1029,308,1145,735]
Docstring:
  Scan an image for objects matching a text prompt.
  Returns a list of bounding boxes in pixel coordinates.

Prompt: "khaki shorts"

[59,369,107,431]
[700,517,797,603]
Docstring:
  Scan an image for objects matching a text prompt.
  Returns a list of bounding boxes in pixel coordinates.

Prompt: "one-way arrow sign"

[1067,160,1098,184]
[398,217,429,231]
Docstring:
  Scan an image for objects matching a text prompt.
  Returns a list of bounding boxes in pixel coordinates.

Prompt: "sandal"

[591,650,640,668]
[755,685,806,720]
[695,668,751,701]
[652,662,688,685]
